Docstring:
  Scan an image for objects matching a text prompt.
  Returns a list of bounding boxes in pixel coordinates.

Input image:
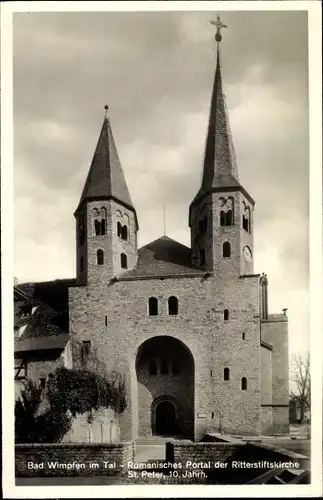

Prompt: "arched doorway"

[155,400,176,436]
[136,336,194,439]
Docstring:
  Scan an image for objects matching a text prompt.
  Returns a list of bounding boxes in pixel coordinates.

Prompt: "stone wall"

[166,439,244,465]
[15,442,134,477]
[69,270,262,441]
[63,408,120,444]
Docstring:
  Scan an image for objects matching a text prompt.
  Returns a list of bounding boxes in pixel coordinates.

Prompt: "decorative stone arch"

[135,335,195,439]
[151,395,181,436]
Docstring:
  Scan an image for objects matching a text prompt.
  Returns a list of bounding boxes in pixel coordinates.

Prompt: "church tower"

[189,19,254,277]
[74,107,138,285]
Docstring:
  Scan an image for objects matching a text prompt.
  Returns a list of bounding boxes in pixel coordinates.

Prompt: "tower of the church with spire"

[68,17,289,441]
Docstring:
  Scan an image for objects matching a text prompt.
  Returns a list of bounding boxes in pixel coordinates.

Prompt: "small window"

[148,297,158,316]
[81,341,91,368]
[121,253,128,269]
[223,242,231,258]
[168,296,178,315]
[161,359,168,375]
[101,219,106,235]
[97,249,104,265]
[80,256,84,273]
[172,360,180,375]
[121,225,128,240]
[226,210,233,226]
[242,332,246,340]
[39,377,46,389]
[105,316,108,326]
[220,211,226,226]
[200,249,206,266]
[224,367,230,381]
[117,221,122,237]
[243,215,249,232]
[95,219,101,236]
[241,377,247,390]
[224,309,229,321]
[210,370,213,377]
[149,360,157,375]
[211,412,215,419]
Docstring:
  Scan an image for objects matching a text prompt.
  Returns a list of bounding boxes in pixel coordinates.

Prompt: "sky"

[13,10,309,359]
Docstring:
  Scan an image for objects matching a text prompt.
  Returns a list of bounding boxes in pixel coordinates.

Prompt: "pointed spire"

[75,106,137,223]
[192,16,241,205]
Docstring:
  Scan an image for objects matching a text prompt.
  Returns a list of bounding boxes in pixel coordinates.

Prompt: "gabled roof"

[14,334,70,354]
[75,116,137,224]
[118,236,204,280]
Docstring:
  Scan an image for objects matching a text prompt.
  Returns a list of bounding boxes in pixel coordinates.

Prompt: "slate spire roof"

[75,110,136,217]
[191,32,252,209]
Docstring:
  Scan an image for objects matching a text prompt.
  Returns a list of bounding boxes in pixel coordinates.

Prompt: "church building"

[15,18,289,441]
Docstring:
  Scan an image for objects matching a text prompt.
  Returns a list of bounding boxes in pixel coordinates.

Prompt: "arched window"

[224,367,230,381]
[100,219,106,235]
[80,256,84,272]
[148,297,158,316]
[224,309,229,321]
[97,249,104,265]
[242,215,249,232]
[121,225,128,240]
[121,253,127,269]
[220,211,226,226]
[149,360,157,375]
[117,222,122,237]
[95,219,101,236]
[168,296,178,316]
[161,359,168,375]
[200,249,206,266]
[226,210,233,226]
[241,377,248,390]
[172,360,180,375]
[223,242,231,258]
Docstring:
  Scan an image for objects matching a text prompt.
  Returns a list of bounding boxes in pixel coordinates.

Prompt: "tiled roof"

[15,334,70,354]
[14,280,73,353]
[75,117,137,223]
[118,236,204,280]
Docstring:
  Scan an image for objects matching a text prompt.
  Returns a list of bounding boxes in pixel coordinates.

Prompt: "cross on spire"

[210,15,228,43]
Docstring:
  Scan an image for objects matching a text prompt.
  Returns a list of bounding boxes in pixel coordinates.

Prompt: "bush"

[15,367,127,443]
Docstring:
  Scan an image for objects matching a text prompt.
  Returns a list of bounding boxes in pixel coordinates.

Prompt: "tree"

[290,352,310,424]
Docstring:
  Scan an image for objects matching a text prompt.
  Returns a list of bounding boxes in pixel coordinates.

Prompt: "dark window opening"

[226,210,233,226]
[105,316,108,326]
[121,253,128,269]
[121,225,128,240]
[100,219,106,235]
[117,222,122,237]
[172,360,180,375]
[224,309,229,321]
[200,249,206,266]
[220,211,226,226]
[211,412,214,419]
[242,215,249,232]
[95,219,101,236]
[223,242,231,258]
[241,377,248,390]
[81,341,91,368]
[148,297,158,316]
[97,249,104,265]
[224,367,230,381]
[39,377,46,389]
[80,256,84,273]
[242,332,246,340]
[149,360,157,375]
[210,370,213,377]
[161,359,168,375]
[168,296,178,315]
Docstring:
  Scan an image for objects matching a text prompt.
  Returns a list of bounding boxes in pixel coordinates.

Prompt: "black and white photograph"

[1,0,322,496]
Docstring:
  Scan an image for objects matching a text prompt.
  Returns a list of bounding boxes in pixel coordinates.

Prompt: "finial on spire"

[104,104,109,118]
[210,15,228,43]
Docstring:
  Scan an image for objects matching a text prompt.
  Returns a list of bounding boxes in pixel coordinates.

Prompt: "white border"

[1,1,322,498]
